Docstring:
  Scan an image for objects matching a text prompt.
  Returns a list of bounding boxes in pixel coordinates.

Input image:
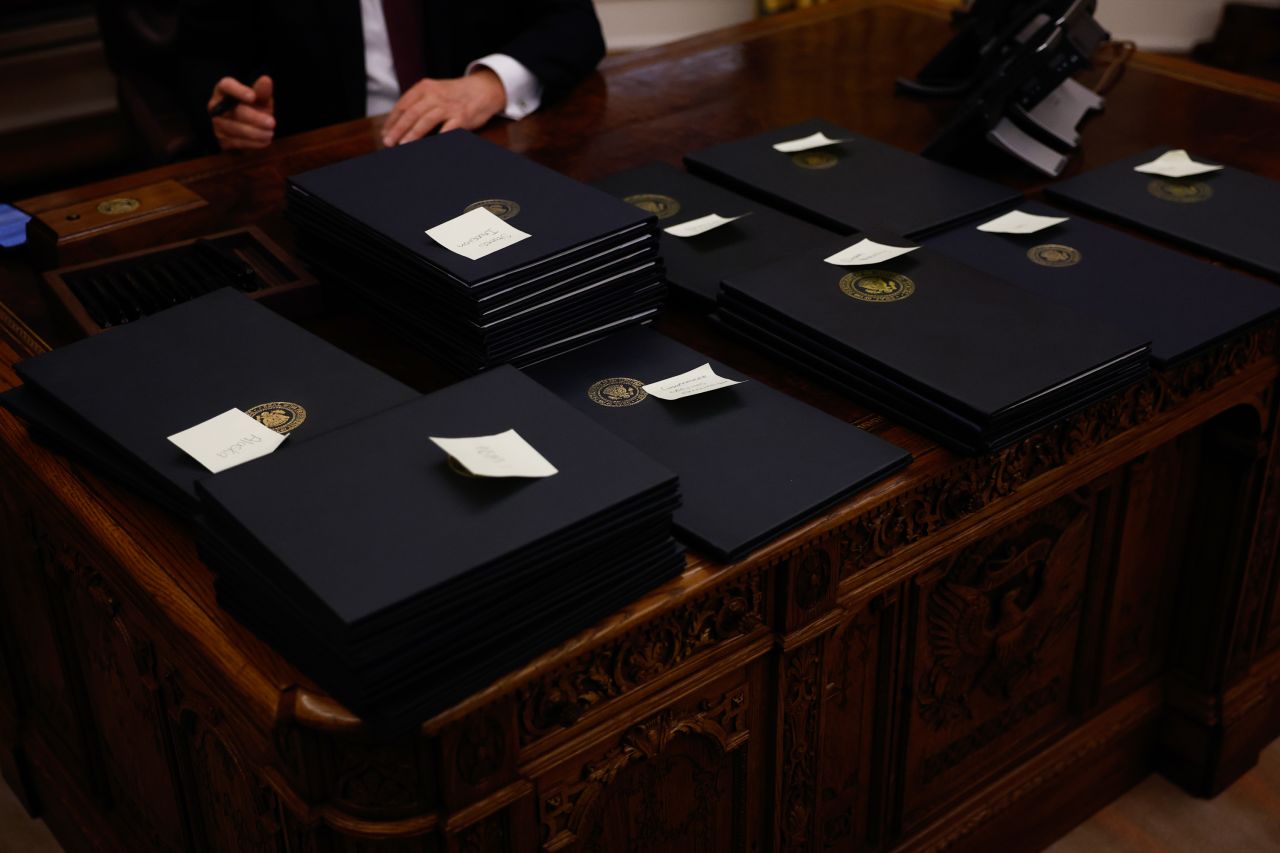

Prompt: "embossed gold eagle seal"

[1147,179,1213,203]
[587,378,647,407]
[1027,244,1082,268]
[463,198,521,220]
[838,270,915,303]
[96,197,141,215]
[792,151,838,170]
[624,193,681,220]
[245,402,307,434]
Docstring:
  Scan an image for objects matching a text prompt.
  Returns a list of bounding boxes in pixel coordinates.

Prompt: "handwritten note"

[976,210,1070,234]
[1133,149,1223,179]
[824,238,919,267]
[772,131,850,153]
[430,429,557,478]
[426,207,531,261]
[168,409,287,474]
[663,213,749,238]
[642,363,744,401]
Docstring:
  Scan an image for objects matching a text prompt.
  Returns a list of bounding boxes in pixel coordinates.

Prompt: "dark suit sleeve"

[490,0,606,103]
[175,0,270,148]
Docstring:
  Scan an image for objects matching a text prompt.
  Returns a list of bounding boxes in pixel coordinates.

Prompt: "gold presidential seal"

[1147,179,1213,203]
[463,198,521,220]
[792,151,838,170]
[96,197,141,216]
[1027,244,1082,268]
[838,270,915,303]
[587,378,647,407]
[245,402,307,434]
[624,193,681,220]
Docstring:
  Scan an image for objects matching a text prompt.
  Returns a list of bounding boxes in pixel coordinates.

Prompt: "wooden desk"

[2,2,1280,850]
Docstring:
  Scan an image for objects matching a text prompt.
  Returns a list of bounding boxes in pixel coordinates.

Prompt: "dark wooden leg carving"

[1161,400,1279,795]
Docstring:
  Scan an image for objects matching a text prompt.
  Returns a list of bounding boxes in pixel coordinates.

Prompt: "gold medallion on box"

[1027,244,1082,268]
[587,378,647,407]
[792,151,838,170]
[1147,179,1213,203]
[463,199,521,220]
[838,270,915,303]
[624,193,681,220]
[96,198,141,216]
[245,402,307,434]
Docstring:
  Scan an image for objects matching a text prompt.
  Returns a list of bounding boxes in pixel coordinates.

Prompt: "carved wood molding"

[516,569,766,744]
[1229,388,1280,678]
[538,682,749,851]
[838,326,1277,584]
[780,640,824,853]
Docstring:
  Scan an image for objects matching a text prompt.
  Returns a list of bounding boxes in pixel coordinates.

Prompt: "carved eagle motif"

[918,538,1060,727]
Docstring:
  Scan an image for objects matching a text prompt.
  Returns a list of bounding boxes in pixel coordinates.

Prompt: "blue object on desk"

[0,203,31,248]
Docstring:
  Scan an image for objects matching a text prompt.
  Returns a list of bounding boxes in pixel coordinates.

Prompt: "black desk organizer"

[42,227,317,336]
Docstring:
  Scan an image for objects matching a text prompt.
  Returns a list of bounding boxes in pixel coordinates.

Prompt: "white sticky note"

[771,131,850,153]
[642,363,744,401]
[824,238,919,267]
[976,209,1070,234]
[425,207,531,261]
[663,213,749,238]
[1133,149,1223,179]
[168,409,287,474]
[430,429,557,478]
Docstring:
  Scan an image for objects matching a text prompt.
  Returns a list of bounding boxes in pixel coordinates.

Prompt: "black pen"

[209,96,239,117]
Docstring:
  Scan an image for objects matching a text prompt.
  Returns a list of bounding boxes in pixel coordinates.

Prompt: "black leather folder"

[684,118,1021,237]
[717,234,1149,452]
[195,366,684,733]
[1046,148,1280,280]
[196,366,681,629]
[288,130,655,292]
[524,327,911,560]
[925,201,1280,366]
[591,162,839,304]
[10,289,419,513]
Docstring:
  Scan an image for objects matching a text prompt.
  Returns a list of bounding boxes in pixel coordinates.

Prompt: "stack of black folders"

[683,118,1022,237]
[1,289,420,514]
[924,201,1280,369]
[1046,148,1280,280]
[195,365,684,735]
[286,130,665,374]
[591,162,839,306]
[524,327,911,561]
[715,234,1151,454]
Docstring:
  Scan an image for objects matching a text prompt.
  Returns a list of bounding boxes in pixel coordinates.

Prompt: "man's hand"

[208,75,276,151]
[381,68,506,147]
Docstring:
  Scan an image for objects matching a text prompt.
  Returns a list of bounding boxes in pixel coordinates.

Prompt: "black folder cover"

[288,130,654,289]
[1046,148,1280,279]
[684,119,1021,237]
[524,328,911,560]
[195,366,680,627]
[12,289,419,510]
[720,235,1149,426]
[925,202,1280,366]
[591,163,838,304]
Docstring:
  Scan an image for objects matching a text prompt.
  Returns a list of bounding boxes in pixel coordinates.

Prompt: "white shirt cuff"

[467,54,543,121]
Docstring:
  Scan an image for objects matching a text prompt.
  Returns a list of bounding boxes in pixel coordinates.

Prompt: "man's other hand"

[208,75,276,151]
[381,68,506,147]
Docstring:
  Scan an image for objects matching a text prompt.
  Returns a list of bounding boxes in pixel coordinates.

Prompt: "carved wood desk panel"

[3,2,1280,851]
